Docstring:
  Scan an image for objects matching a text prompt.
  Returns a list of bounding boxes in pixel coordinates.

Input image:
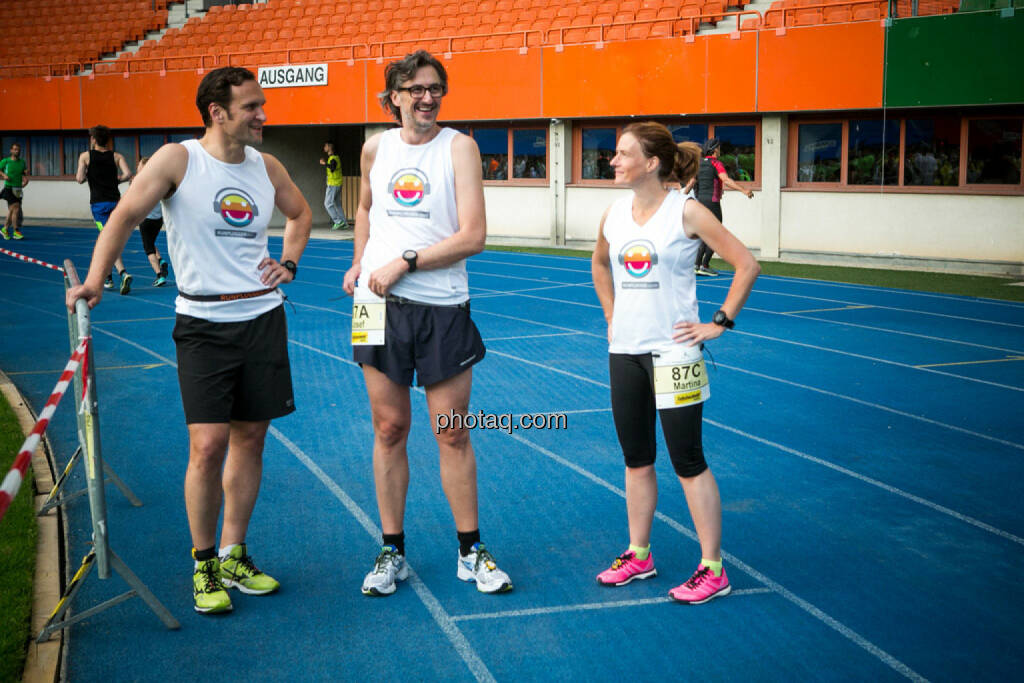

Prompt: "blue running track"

[1,226,1022,681]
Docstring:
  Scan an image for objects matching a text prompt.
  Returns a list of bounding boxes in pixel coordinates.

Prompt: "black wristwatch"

[282,260,297,279]
[402,249,418,273]
[712,309,735,329]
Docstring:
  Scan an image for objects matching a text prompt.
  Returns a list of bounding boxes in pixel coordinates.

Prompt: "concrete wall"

[779,191,1024,271]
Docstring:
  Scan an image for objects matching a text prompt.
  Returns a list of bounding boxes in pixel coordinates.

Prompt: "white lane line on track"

[450,589,774,622]
[286,332,927,681]
[270,428,497,683]
[500,430,927,683]
[484,345,1024,546]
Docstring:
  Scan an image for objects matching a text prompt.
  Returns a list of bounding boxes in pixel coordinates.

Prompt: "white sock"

[219,543,240,559]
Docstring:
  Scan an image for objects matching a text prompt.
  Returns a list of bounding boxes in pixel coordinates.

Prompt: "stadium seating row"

[0,0,968,77]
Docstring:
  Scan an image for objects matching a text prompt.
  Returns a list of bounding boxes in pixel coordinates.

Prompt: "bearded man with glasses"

[342,50,514,598]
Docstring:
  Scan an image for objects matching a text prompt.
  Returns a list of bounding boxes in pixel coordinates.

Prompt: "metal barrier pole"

[64,261,111,578]
[41,259,180,638]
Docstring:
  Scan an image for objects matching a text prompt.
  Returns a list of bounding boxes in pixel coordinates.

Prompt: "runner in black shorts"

[174,306,294,423]
[353,297,484,387]
[343,50,513,598]
[67,67,312,615]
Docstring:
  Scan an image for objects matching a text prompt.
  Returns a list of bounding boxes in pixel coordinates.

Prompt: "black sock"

[192,546,216,562]
[382,532,405,556]
[457,529,480,556]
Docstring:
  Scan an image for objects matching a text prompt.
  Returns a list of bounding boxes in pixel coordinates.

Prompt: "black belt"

[178,287,277,302]
[385,294,469,310]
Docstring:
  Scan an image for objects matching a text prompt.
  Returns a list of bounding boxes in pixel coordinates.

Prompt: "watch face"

[403,250,417,260]
[713,311,725,324]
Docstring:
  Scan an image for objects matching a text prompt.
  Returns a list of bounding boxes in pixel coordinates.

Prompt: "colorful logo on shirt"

[388,168,430,207]
[618,240,658,278]
[213,188,259,228]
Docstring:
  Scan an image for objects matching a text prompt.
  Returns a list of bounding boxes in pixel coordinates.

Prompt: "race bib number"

[351,286,386,346]
[652,344,709,410]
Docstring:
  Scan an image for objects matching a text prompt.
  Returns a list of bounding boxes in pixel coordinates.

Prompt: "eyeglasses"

[396,84,446,99]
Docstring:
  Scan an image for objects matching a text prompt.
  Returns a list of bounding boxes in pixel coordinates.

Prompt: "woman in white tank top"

[591,122,760,604]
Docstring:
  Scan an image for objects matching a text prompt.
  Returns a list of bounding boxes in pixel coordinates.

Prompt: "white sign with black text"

[257,63,328,89]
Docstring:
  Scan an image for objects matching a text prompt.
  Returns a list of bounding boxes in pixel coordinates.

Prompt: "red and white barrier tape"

[0,247,65,273]
[0,338,89,522]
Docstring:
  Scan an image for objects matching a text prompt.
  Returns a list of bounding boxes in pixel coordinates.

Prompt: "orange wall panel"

[542,40,712,118]
[440,50,544,121]
[0,78,64,130]
[80,71,205,129]
[757,23,884,112]
[705,33,758,114]
[258,62,371,125]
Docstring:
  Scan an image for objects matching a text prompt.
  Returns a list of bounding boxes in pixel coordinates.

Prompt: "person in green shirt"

[319,141,348,230]
[0,143,29,240]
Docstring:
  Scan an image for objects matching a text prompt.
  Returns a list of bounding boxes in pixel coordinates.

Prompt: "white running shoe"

[457,542,513,594]
[361,545,409,596]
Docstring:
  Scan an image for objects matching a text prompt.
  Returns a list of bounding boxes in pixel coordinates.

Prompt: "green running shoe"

[219,544,280,595]
[193,558,232,614]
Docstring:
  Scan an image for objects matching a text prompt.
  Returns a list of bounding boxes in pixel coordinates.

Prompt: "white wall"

[779,192,1024,268]
[483,186,552,243]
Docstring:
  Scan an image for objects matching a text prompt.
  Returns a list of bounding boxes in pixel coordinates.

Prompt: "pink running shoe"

[668,564,731,604]
[596,550,657,586]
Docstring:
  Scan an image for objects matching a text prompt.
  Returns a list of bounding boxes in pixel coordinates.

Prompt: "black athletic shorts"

[0,187,22,204]
[173,304,295,424]
[353,297,485,387]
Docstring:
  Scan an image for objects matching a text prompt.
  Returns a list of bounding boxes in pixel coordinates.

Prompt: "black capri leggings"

[695,202,723,268]
[139,217,163,256]
[609,352,708,478]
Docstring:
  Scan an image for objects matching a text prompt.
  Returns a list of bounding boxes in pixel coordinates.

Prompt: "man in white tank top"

[66,67,312,616]
[342,50,513,597]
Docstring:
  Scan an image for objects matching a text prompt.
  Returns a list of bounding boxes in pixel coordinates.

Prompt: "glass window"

[112,135,136,162]
[967,119,1022,185]
[168,132,197,144]
[667,124,708,144]
[904,118,960,186]
[582,127,616,180]
[474,128,508,180]
[64,136,88,175]
[796,123,841,182]
[139,134,165,160]
[714,125,756,182]
[512,129,546,179]
[1,136,29,169]
[848,119,899,185]
[29,136,60,176]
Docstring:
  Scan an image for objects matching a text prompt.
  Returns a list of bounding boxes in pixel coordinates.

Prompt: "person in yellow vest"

[320,141,349,230]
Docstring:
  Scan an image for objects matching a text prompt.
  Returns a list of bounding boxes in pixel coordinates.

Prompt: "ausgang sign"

[258,64,328,89]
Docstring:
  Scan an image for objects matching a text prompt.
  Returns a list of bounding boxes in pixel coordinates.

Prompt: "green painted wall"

[885,10,1024,107]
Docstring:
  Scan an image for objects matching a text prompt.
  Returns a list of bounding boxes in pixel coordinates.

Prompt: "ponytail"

[673,142,701,185]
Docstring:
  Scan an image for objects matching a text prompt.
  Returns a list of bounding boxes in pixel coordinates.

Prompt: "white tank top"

[165,139,282,322]
[361,127,467,305]
[604,190,701,354]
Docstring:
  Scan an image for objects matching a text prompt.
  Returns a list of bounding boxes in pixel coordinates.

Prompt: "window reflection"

[904,118,960,186]
[714,125,756,182]
[474,128,508,180]
[848,119,899,185]
[797,123,841,182]
[512,130,546,179]
[967,119,1022,185]
[582,128,616,180]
